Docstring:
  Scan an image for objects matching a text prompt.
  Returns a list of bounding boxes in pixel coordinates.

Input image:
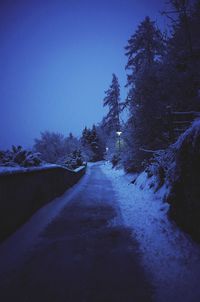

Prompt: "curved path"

[0,163,153,302]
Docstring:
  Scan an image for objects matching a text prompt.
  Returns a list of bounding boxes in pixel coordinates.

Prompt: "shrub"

[0,146,42,167]
[58,150,84,170]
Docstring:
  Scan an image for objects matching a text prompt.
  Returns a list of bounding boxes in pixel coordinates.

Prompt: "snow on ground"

[101,162,200,302]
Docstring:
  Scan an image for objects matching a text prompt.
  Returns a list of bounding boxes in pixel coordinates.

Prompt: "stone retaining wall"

[0,165,86,241]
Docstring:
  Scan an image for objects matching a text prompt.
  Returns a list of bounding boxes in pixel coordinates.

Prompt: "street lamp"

[116,131,122,136]
[116,131,122,153]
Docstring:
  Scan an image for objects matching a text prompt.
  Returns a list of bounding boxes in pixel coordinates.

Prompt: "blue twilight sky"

[0,0,167,149]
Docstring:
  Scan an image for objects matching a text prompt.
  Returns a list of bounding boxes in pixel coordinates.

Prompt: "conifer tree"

[123,17,165,171]
[80,125,104,162]
[90,125,103,161]
[103,73,121,134]
[160,0,200,111]
[125,16,164,86]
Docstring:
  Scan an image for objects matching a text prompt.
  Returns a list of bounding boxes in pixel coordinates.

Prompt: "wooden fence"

[166,106,200,140]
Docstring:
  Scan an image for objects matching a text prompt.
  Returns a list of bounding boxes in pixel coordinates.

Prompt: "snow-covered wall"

[0,165,86,242]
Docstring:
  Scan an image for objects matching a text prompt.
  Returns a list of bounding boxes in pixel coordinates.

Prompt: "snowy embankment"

[101,162,200,302]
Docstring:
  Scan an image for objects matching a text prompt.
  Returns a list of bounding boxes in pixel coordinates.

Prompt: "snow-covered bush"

[34,131,68,163]
[34,131,80,164]
[0,146,42,167]
[165,120,200,242]
[57,150,84,170]
[146,147,176,190]
[140,120,200,241]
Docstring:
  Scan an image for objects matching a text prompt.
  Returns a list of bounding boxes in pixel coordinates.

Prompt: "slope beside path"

[101,162,200,302]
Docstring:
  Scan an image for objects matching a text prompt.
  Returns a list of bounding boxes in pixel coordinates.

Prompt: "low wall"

[0,164,86,242]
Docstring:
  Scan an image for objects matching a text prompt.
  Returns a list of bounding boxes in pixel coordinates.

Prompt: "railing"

[166,106,200,140]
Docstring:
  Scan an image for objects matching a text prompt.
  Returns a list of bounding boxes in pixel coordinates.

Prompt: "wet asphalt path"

[0,163,153,302]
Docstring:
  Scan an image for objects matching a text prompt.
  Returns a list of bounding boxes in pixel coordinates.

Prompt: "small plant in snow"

[57,150,84,170]
[0,146,42,167]
[145,147,176,190]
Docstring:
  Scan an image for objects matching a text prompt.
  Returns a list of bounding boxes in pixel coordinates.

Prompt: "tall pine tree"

[160,0,200,112]
[125,16,164,85]
[102,74,121,134]
[123,17,165,171]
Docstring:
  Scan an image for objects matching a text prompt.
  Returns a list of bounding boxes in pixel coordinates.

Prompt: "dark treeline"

[33,126,105,169]
[97,0,200,242]
[100,0,200,171]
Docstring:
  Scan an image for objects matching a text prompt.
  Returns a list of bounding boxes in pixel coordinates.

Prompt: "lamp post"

[116,131,122,153]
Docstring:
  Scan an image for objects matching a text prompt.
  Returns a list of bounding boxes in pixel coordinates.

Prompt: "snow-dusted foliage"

[34,131,80,165]
[80,125,104,162]
[138,119,200,242]
[125,16,164,78]
[34,131,66,163]
[0,146,42,167]
[165,119,200,242]
[145,147,176,190]
[122,16,166,171]
[162,0,200,111]
[57,150,84,170]
[99,74,124,164]
[119,1,200,172]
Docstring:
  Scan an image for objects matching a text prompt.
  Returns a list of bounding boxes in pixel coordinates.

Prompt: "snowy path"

[101,162,200,302]
[0,162,152,302]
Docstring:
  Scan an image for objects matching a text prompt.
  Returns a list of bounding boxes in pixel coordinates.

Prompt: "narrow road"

[0,163,153,302]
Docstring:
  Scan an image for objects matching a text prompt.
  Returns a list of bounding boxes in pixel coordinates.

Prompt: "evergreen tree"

[160,0,200,111]
[65,132,79,154]
[80,127,89,146]
[90,125,104,161]
[123,17,165,171]
[125,16,164,86]
[103,73,121,134]
[80,125,104,162]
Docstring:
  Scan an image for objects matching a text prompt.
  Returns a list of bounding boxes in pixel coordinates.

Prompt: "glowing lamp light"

[116,131,122,136]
